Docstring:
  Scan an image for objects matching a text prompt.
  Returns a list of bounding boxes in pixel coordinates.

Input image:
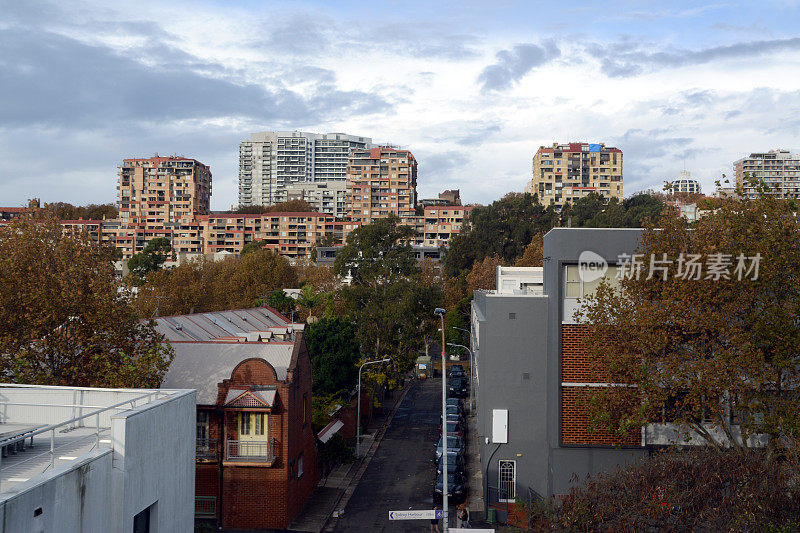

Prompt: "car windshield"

[437,437,461,448]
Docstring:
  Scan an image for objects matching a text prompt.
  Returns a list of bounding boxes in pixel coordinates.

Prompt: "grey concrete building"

[472,228,647,513]
[238,131,373,212]
[0,384,195,532]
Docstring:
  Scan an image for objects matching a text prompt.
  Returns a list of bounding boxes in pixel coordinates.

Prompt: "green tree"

[305,317,360,397]
[334,215,418,284]
[265,290,296,314]
[580,191,800,451]
[0,216,173,387]
[443,192,558,277]
[127,237,172,285]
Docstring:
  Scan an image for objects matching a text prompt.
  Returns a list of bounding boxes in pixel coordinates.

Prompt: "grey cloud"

[0,29,392,129]
[592,37,800,78]
[478,41,561,92]
[417,151,470,178]
[457,124,501,146]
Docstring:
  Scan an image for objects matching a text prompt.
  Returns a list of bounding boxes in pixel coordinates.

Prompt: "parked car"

[449,365,465,378]
[434,436,465,461]
[440,405,464,425]
[446,398,463,410]
[434,471,467,502]
[440,420,465,438]
[437,453,466,475]
[448,377,468,398]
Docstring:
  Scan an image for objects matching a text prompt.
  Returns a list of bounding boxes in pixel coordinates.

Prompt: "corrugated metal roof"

[153,307,293,342]
[160,343,294,405]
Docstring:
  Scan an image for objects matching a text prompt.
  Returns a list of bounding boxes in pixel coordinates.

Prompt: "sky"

[1,0,800,210]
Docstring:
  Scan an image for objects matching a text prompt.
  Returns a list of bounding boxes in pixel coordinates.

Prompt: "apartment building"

[198,212,336,259]
[671,170,701,194]
[238,131,373,209]
[284,181,348,219]
[157,307,318,531]
[346,147,418,225]
[525,142,623,209]
[420,189,462,207]
[734,149,800,199]
[0,384,195,533]
[422,205,474,247]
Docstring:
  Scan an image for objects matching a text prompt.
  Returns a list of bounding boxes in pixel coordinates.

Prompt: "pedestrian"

[430,506,441,532]
[458,505,470,528]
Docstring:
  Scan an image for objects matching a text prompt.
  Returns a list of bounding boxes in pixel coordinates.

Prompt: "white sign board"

[388,509,443,520]
[492,409,508,443]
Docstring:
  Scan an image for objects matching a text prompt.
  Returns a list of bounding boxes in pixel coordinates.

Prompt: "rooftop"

[0,384,191,494]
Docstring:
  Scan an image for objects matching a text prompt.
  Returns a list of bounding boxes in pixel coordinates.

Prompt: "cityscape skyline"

[2,1,800,209]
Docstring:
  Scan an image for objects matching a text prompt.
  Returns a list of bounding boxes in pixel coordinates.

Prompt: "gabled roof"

[160,342,294,405]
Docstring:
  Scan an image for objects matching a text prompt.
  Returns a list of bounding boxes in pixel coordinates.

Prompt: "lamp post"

[434,307,449,532]
[446,343,474,416]
[356,358,391,459]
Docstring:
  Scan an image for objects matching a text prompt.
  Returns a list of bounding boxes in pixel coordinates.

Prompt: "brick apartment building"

[346,147,418,225]
[525,142,623,209]
[158,307,318,530]
[422,205,474,247]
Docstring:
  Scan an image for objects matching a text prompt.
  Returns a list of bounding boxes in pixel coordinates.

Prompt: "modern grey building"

[472,228,647,514]
[238,131,373,213]
[0,384,195,532]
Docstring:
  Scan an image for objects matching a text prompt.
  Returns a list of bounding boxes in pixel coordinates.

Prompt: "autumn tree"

[43,202,119,220]
[579,192,800,451]
[132,249,298,317]
[515,233,544,267]
[0,216,172,387]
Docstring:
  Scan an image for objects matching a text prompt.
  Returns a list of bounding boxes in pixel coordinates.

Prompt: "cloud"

[478,41,561,92]
[591,37,800,78]
[0,28,392,129]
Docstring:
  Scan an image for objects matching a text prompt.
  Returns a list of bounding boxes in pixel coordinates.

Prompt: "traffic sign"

[388,509,444,520]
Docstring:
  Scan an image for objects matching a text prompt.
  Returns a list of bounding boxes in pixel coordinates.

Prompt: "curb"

[322,380,415,531]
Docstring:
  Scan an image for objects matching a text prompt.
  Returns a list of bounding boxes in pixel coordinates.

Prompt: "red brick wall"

[561,324,608,383]
[561,386,640,446]
[221,466,291,529]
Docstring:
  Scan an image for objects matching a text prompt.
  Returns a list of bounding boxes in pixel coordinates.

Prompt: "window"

[298,453,304,478]
[238,412,266,437]
[196,411,209,440]
[133,502,156,533]
[498,460,516,502]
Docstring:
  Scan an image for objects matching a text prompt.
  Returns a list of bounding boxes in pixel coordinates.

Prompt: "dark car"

[440,405,464,425]
[437,453,466,475]
[434,436,465,461]
[446,398,463,410]
[449,365,465,378]
[434,471,467,502]
[448,377,468,398]
[440,420,464,438]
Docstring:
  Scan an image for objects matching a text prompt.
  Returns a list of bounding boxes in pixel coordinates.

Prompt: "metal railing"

[196,438,218,461]
[226,438,274,462]
[195,496,217,518]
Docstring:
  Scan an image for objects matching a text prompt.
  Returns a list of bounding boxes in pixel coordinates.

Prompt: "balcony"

[226,438,275,463]
[196,438,218,461]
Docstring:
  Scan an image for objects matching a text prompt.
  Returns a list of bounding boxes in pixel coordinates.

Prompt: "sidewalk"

[288,382,412,533]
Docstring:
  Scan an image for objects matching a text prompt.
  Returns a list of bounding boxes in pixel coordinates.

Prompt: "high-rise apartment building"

[734,149,800,199]
[118,156,211,225]
[346,147,418,225]
[238,131,373,212]
[525,142,623,209]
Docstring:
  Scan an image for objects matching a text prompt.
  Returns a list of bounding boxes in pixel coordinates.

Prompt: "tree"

[131,248,298,317]
[515,232,544,267]
[265,290,296,315]
[333,215,418,285]
[43,202,119,220]
[127,237,172,285]
[579,192,800,451]
[0,216,173,387]
[305,317,360,397]
[443,192,558,277]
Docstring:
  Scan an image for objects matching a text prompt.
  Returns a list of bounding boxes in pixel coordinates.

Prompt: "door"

[236,412,268,457]
[498,460,516,502]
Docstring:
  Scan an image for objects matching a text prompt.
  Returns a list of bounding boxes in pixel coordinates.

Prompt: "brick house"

[158,307,318,530]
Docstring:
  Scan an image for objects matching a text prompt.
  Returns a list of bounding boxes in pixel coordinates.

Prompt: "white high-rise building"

[734,149,800,199]
[671,170,701,194]
[238,131,373,216]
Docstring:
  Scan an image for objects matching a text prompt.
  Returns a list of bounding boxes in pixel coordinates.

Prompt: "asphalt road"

[334,378,450,532]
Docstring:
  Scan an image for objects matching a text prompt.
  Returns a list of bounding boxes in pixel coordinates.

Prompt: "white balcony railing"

[226,438,275,462]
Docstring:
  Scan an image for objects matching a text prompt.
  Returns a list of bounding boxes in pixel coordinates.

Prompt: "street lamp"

[446,343,474,416]
[356,358,391,459]
[434,307,449,532]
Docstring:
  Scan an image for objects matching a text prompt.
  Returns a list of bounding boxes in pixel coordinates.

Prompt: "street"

[334,378,448,532]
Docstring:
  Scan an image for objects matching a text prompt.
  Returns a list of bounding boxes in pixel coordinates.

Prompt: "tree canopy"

[579,192,800,450]
[305,317,360,397]
[0,216,172,387]
[127,237,172,285]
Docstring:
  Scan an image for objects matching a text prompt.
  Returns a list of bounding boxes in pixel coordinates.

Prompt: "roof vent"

[175,324,183,331]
